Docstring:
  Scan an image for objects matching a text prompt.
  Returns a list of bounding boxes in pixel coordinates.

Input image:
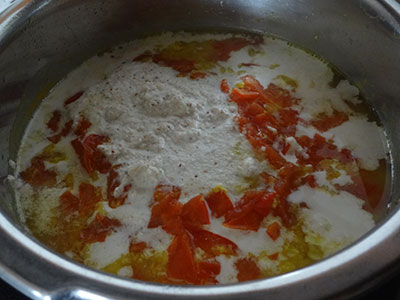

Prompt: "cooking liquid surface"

[11,32,388,285]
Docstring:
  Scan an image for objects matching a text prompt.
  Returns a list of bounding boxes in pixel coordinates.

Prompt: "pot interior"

[0,0,399,298]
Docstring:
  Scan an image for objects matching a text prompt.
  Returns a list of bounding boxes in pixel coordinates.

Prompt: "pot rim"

[1,203,400,299]
[1,0,400,299]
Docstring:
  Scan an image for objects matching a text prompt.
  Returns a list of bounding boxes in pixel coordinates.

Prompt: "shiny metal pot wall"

[1,0,400,299]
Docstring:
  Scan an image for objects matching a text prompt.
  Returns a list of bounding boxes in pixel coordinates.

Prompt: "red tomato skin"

[47,110,61,132]
[167,232,198,284]
[64,91,84,106]
[205,188,234,218]
[220,79,230,93]
[235,258,261,282]
[190,229,238,256]
[266,222,281,241]
[181,195,210,228]
[80,214,121,243]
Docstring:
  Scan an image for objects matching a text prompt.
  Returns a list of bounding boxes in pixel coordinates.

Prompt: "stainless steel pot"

[1,0,400,299]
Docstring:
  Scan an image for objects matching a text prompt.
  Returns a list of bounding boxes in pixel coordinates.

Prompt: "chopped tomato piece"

[83,134,109,148]
[163,217,186,236]
[246,102,265,116]
[191,229,237,256]
[48,120,73,144]
[190,72,207,80]
[153,184,181,203]
[129,241,148,253]
[241,75,264,93]
[212,38,254,61]
[90,151,112,175]
[80,214,121,243]
[62,120,74,136]
[223,210,264,232]
[198,260,221,275]
[74,116,92,139]
[240,191,274,212]
[71,134,111,175]
[277,109,298,136]
[253,112,275,126]
[220,79,230,93]
[19,157,57,187]
[272,196,296,228]
[83,135,112,174]
[59,191,80,215]
[205,187,234,218]
[59,183,102,217]
[19,145,68,187]
[266,222,281,241]
[224,191,275,231]
[296,134,354,167]
[148,184,184,234]
[263,145,287,169]
[153,55,196,74]
[230,88,259,102]
[71,137,86,164]
[106,167,131,209]
[79,182,103,216]
[148,189,183,234]
[302,174,316,188]
[235,258,261,282]
[254,192,276,214]
[167,233,197,284]
[260,82,298,108]
[64,91,84,106]
[72,138,95,173]
[181,195,210,229]
[47,110,61,132]
[268,253,279,260]
[311,111,349,132]
[274,163,300,198]
[198,260,221,284]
